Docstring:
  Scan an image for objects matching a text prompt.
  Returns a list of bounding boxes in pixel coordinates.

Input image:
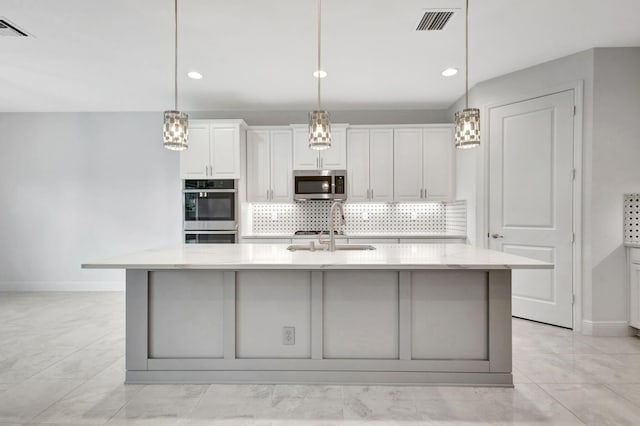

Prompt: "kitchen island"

[83,243,551,386]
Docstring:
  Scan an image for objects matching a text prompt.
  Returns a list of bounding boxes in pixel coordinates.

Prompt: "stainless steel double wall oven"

[183,179,237,243]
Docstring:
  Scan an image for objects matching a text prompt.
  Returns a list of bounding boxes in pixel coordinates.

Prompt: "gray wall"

[449,47,640,333]
[0,113,182,290]
[591,47,640,323]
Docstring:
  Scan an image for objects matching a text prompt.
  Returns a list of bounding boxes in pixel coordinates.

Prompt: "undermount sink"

[287,243,375,252]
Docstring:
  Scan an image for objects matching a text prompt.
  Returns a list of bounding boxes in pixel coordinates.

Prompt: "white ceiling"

[1,0,639,112]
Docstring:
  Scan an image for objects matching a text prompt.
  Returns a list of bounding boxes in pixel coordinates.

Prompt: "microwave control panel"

[335,176,345,195]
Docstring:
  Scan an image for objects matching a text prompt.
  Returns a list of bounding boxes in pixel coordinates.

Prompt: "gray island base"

[83,244,552,386]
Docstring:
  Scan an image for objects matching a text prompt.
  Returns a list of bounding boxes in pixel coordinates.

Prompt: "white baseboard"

[582,320,635,336]
[0,281,124,291]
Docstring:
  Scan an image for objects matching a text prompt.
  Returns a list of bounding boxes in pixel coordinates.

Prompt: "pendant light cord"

[174,0,179,110]
[317,0,322,110]
[465,0,469,109]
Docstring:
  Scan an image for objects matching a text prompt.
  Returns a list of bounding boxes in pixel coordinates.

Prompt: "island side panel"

[126,269,148,371]
[147,270,224,358]
[411,270,489,360]
[488,269,512,372]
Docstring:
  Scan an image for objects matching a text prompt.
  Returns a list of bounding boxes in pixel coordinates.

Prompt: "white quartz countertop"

[242,233,467,239]
[83,244,552,270]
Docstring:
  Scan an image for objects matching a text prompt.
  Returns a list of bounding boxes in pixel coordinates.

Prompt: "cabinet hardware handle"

[420,188,423,199]
[424,189,427,199]
[266,189,269,200]
[491,233,504,239]
[370,189,373,199]
[270,189,273,200]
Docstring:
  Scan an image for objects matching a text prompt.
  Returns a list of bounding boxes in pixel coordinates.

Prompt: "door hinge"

[571,232,575,243]
[570,168,576,181]
[572,294,575,305]
[573,105,577,116]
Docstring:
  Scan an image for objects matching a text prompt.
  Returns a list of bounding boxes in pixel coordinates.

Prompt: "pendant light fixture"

[308,0,331,150]
[454,0,480,149]
[163,0,188,151]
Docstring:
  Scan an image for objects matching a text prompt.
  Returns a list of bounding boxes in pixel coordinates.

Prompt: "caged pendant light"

[308,0,331,150]
[454,0,480,149]
[163,0,188,151]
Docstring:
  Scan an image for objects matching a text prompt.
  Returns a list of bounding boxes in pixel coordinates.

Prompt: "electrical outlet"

[271,212,278,221]
[361,211,369,221]
[283,326,295,345]
[410,211,418,220]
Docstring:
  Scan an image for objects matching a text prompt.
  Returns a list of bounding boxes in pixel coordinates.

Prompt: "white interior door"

[489,90,575,328]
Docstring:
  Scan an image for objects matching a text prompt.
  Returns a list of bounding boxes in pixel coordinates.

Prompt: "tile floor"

[1,292,640,425]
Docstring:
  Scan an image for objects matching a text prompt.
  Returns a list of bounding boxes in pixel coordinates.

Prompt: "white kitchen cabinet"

[629,248,640,329]
[180,120,245,179]
[393,126,455,202]
[246,128,293,202]
[292,125,347,170]
[347,128,394,202]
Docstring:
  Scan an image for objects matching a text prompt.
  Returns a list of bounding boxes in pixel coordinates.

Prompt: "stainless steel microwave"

[293,170,346,201]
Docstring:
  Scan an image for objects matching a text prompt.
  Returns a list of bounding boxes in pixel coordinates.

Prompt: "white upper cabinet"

[369,129,394,201]
[293,125,347,170]
[347,128,393,202]
[180,120,245,179]
[246,128,292,203]
[393,125,455,202]
[270,130,294,202]
[422,127,455,201]
[246,129,270,202]
[180,124,211,179]
[393,128,423,201]
[347,129,370,202]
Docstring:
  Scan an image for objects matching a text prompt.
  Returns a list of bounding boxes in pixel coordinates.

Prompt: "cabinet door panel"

[423,127,454,201]
[293,127,319,170]
[180,124,210,179]
[347,129,370,202]
[270,130,293,202]
[393,129,423,201]
[246,130,270,202]
[370,129,394,202]
[321,127,347,169]
[211,126,240,178]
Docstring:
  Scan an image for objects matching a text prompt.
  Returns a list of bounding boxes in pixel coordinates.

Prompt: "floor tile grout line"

[20,377,88,424]
[532,382,589,426]
[603,382,640,409]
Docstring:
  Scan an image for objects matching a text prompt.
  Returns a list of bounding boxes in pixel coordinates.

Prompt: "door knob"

[491,233,504,239]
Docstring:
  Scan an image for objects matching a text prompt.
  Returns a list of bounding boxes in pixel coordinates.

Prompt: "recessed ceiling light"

[441,68,458,77]
[313,70,327,78]
[187,71,203,80]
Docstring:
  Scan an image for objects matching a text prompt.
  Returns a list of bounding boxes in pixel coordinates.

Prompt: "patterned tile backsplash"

[624,194,640,244]
[251,200,467,235]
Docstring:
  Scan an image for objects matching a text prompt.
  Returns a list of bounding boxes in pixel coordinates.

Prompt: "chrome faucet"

[319,201,346,251]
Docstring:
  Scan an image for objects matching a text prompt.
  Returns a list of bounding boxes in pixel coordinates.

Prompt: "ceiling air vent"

[415,10,455,31]
[0,19,29,37]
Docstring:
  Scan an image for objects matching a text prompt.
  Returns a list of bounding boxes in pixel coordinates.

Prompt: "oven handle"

[184,231,238,235]
[183,189,237,194]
